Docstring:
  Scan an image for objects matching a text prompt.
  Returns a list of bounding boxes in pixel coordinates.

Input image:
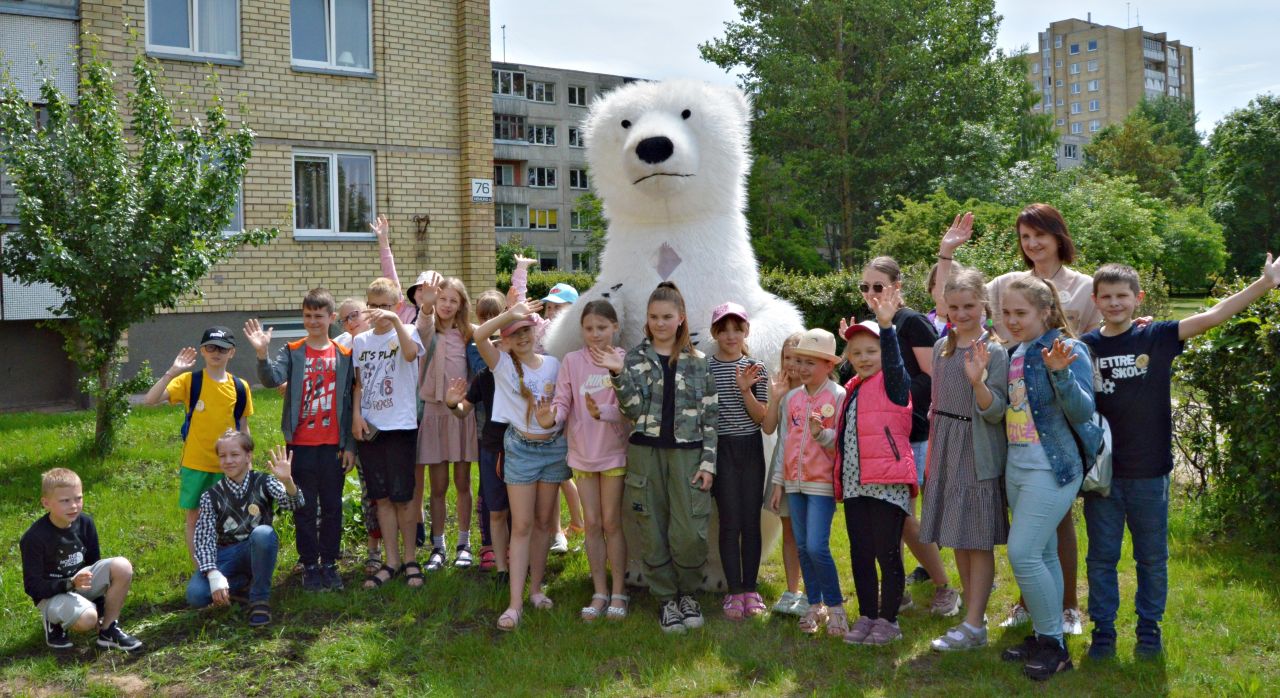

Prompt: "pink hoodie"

[551,348,629,472]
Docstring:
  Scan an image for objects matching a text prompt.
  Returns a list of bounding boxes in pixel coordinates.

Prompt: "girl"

[333,298,383,574]
[593,282,719,634]
[762,333,807,616]
[995,274,1100,681]
[834,290,918,646]
[919,269,1010,651]
[707,302,770,620]
[535,300,631,622]
[414,275,480,570]
[859,257,956,616]
[767,328,847,637]
[474,299,567,631]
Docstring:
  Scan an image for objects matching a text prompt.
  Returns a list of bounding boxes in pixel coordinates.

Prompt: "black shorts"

[356,429,417,503]
[478,445,509,512]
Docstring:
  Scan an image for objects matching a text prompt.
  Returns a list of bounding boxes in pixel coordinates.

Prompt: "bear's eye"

[681,109,692,120]
[621,119,631,129]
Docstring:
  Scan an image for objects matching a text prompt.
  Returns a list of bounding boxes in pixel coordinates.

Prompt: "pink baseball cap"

[711,302,748,325]
[842,320,881,340]
[501,317,538,338]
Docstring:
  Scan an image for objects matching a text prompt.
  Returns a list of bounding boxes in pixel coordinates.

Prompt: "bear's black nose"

[636,136,674,164]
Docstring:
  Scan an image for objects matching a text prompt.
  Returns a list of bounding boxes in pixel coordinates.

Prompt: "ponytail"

[509,350,535,427]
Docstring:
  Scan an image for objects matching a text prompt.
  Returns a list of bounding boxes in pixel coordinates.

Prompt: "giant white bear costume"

[541,80,805,591]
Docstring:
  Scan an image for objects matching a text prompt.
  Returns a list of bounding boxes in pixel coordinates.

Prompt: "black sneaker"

[677,595,704,629]
[905,565,931,585]
[302,565,327,592]
[44,619,73,650]
[1001,634,1039,662]
[660,600,687,634]
[1135,623,1163,659]
[416,522,427,548]
[322,563,344,591]
[1088,627,1117,660]
[96,621,142,652]
[1023,635,1072,681]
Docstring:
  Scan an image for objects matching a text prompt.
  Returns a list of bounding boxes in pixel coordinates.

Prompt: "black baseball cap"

[200,326,236,348]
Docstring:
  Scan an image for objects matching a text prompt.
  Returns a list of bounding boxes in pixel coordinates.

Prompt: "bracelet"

[937,254,953,261]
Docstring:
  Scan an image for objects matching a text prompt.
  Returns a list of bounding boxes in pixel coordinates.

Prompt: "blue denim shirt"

[1019,328,1102,487]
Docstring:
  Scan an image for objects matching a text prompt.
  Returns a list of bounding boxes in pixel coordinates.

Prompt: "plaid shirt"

[194,472,303,573]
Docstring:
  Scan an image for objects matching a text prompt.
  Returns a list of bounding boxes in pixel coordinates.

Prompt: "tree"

[871,189,1018,268]
[1152,204,1226,293]
[701,0,1034,267]
[1207,94,1280,272]
[746,154,830,273]
[573,190,608,271]
[495,235,536,274]
[0,51,275,455]
[1084,114,1185,201]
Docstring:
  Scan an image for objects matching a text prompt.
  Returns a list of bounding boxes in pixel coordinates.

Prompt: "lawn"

[1166,296,1208,321]
[1,393,1277,697]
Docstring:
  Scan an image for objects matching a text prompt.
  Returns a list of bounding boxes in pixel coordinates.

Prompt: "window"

[1070,83,1081,95]
[571,251,591,271]
[1054,35,1062,48]
[568,169,588,190]
[1089,99,1100,112]
[1056,118,1065,126]
[495,203,528,229]
[526,80,554,103]
[492,69,525,96]
[1056,79,1063,87]
[527,124,556,146]
[1042,77,1051,89]
[1031,63,1039,75]
[568,127,584,148]
[494,164,515,186]
[223,182,244,234]
[1064,144,1078,159]
[291,0,371,72]
[529,208,558,230]
[1055,58,1063,68]
[1070,122,1083,134]
[539,251,559,270]
[1088,59,1098,72]
[1070,102,1081,114]
[1088,79,1100,92]
[147,0,240,58]
[1069,43,1080,55]
[568,85,587,106]
[1056,97,1064,107]
[494,114,525,141]
[1069,63,1080,75]
[292,150,375,238]
[1090,120,1101,132]
[1088,39,1098,51]
[527,167,557,188]
[570,209,588,231]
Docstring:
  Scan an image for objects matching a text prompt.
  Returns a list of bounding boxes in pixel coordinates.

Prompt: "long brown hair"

[508,348,536,427]
[711,316,750,357]
[1006,273,1075,339]
[940,268,992,358]
[645,282,694,367]
[433,277,474,342]
[1016,203,1077,267]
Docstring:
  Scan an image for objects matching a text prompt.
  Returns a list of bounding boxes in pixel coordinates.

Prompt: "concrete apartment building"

[0,0,493,410]
[1025,17,1194,169]
[491,62,636,271]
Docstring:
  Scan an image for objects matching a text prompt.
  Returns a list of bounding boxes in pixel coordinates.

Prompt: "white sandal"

[496,607,521,632]
[530,592,554,610]
[606,594,630,621]
[581,593,610,622]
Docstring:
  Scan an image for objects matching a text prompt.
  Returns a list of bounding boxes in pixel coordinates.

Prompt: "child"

[595,282,719,634]
[833,293,918,646]
[996,274,1101,681]
[186,432,303,627]
[919,269,1010,651]
[707,302,770,620]
[352,277,425,589]
[473,299,567,631]
[1080,255,1280,660]
[142,326,253,561]
[246,287,355,593]
[767,328,847,637]
[20,468,141,651]
[763,332,807,616]
[334,297,384,573]
[413,272,480,570]
[535,299,631,622]
[467,289,509,571]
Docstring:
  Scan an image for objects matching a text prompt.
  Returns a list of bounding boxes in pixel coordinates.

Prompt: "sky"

[489,0,1279,134]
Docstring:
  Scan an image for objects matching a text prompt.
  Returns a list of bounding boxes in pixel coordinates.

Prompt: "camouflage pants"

[625,445,711,601]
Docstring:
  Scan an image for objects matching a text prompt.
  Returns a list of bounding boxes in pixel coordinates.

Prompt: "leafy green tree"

[573,190,608,271]
[747,154,830,273]
[0,52,275,455]
[872,189,1017,268]
[1152,204,1226,293]
[495,235,536,274]
[1084,114,1185,201]
[1207,94,1280,272]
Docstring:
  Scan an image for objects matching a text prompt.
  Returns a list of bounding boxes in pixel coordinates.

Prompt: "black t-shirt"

[630,353,699,450]
[465,368,509,451]
[19,513,101,605]
[892,308,938,443]
[1080,321,1184,478]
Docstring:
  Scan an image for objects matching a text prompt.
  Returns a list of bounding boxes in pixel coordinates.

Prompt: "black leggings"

[844,495,907,621]
[712,433,766,593]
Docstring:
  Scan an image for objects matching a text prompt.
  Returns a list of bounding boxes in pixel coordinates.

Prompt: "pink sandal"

[742,592,767,618]
[722,593,745,621]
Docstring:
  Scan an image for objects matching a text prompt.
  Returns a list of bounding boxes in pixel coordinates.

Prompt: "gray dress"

[918,343,1009,550]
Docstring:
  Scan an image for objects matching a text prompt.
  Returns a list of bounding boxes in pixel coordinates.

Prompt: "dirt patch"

[90,672,151,696]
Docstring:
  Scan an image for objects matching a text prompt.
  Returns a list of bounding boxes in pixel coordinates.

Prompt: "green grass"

[1167,296,1208,321]
[2,394,1278,696]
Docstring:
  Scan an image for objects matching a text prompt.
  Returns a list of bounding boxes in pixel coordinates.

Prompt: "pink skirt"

[417,401,478,464]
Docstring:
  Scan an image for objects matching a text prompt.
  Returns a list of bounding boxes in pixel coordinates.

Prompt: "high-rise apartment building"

[1026,17,1194,169]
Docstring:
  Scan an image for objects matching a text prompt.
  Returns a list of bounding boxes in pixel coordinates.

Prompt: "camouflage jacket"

[613,339,719,474]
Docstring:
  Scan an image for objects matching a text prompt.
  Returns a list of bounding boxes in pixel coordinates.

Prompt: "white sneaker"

[998,603,1031,628]
[550,531,569,555]
[1063,607,1085,635]
[772,591,800,615]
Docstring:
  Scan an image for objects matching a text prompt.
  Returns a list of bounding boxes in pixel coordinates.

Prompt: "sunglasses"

[202,345,232,354]
[366,303,394,311]
[858,282,887,294]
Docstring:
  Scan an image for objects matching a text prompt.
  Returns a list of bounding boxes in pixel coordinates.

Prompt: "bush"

[1155,205,1227,293]
[759,268,869,335]
[495,270,598,302]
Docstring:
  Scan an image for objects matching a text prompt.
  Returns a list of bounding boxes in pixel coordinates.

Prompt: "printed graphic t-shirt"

[19,513,101,605]
[352,327,426,431]
[1006,343,1051,470]
[293,343,340,446]
[492,352,560,435]
[167,370,256,473]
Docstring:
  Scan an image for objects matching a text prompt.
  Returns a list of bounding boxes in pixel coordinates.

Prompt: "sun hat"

[501,317,538,338]
[790,328,838,362]
[405,271,436,308]
[200,326,235,348]
[710,302,749,326]
[842,320,882,340]
[542,284,579,304]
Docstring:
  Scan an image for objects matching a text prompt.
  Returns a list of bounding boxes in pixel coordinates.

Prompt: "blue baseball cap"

[542,284,579,304]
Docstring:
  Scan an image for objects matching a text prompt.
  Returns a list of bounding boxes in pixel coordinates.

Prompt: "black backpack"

[180,370,249,440]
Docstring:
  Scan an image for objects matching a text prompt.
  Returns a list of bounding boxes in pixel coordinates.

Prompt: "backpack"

[1068,344,1114,497]
[180,370,249,441]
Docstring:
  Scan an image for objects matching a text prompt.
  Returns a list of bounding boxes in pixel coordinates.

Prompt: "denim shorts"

[502,429,570,485]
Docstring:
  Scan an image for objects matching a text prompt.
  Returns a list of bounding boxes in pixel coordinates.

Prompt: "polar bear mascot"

[541,80,805,592]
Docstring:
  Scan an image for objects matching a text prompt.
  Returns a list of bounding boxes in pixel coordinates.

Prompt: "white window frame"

[1056,97,1064,107]
[494,163,515,187]
[1088,59,1099,72]
[495,203,528,229]
[291,148,377,241]
[538,250,559,270]
[1070,83,1081,95]
[527,166,557,189]
[222,180,244,236]
[1055,58,1063,68]
[1064,144,1078,159]
[1056,118,1065,126]
[568,169,588,190]
[568,127,584,148]
[570,209,588,231]
[529,208,558,231]
[1070,102,1082,114]
[571,251,591,271]
[145,0,241,60]
[1088,80,1100,92]
[1069,43,1080,55]
[1069,63,1080,75]
[1089,99,1101,112]
[528,124,556,146]
[1031,63,1039,75]
[1090,120,1101,132]
[1070,122,1083,134]
[526,80,555,103]
[567,85,588,106]
[1088,39,1099,52]
[1054,35,1063,48]
[492,69,526,96]
[290,0,374,75]
[1056,79,1064,87]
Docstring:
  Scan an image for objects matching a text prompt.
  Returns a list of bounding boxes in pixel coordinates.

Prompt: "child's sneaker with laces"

[1023,635,1073,681]
[96,621,142,652]
[905,565,931,585]
[678,595,704,629]
[864,618,902,645]
[772,590,799,615]
[322,563,344,591]
[659,600,686,634]
[999,602,1031,628]
[1135,622,1163,659]
[930,586,962,616]
[302,564,327,592]
[44,619,73,650]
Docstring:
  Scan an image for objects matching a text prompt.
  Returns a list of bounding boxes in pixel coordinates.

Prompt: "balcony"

[495,185,529,205]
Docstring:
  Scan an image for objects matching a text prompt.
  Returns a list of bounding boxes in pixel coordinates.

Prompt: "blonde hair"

[215,428,255,454]
[940,268,993,358]
[1006,273,1075,339]
[366,277,399,301]
[645,282,695,367]
[41,468,81,495]
[509,349,536,427]
[474,289,506,323]
[432,277,474,342]
[336,297,366,315]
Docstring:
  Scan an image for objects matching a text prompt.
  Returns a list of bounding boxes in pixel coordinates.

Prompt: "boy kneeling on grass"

[187,430,303,627]
[20,468,142,652]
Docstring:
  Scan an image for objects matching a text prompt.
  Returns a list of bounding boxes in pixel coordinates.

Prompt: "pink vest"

[782,383,841,487]
[832,371,917,500]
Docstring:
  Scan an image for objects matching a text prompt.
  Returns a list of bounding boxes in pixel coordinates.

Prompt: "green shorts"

[179,467,224,510]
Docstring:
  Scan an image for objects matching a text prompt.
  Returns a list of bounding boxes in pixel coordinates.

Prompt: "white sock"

[458,530,471,547]
[432,534,445,550]
[963,620,985,633]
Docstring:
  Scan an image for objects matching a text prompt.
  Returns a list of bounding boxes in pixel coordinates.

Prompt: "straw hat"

[790,328,838,362]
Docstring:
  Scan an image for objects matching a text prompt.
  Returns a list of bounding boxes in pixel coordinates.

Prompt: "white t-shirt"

[351,326,426,431]
[333,331,353,350]
[492,352,560,435]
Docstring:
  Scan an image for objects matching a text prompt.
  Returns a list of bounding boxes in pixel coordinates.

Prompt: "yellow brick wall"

[79,0,494,314]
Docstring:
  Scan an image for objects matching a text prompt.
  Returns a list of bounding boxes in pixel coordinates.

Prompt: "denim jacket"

[1018,328,1102,487]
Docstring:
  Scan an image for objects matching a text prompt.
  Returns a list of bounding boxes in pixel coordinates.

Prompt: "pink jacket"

[552,348,629,472]
[379,247,419,325]
[832,371,917,500]
[773,381,844,496]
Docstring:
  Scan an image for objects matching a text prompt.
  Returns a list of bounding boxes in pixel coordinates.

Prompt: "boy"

[352,277,425,588]
[143,326,254,561]
[1081,254,1280,659]
[20,468,142,651]
[187,431,303,627]
[245,288,355,593]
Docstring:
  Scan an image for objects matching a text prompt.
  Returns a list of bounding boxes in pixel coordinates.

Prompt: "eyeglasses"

[366,303,394,311]
[342,311,363,324]
[858,282,887,294]
[202,345,232,355]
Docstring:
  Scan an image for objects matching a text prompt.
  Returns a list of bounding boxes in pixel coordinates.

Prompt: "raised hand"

[267,445,294,484]
[870,288,901,328]
[808,410,825,438]
[770,366,792,399]
[837,315,857,339]
[963,339,989,386]
[243,318,273,357]
[584,391,602,420]
[445,376,468,408]
[1041,337,1078,372]
[1263,252,1280,287]
[369,214,390,244]
[940,211,974,255]
[508,299,543,319]
[588,344,624,373]
[514,254,537,269]
[534,395,557,429]
[363,306,398,325]
[736,362,763,394]
[414,270,444,308]
[169,347,197,374]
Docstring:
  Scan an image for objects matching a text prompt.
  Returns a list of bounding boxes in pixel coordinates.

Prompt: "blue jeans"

[788,493,843,606]
[1007,464,1081,643]
[187,525,280,606]
[1084,475,1170,631]
[911,441,928,487]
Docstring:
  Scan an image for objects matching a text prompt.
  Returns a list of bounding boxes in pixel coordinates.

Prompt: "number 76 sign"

[471,178,493,203]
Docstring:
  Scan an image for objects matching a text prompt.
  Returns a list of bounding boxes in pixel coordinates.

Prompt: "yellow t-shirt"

[166,370,255,473]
